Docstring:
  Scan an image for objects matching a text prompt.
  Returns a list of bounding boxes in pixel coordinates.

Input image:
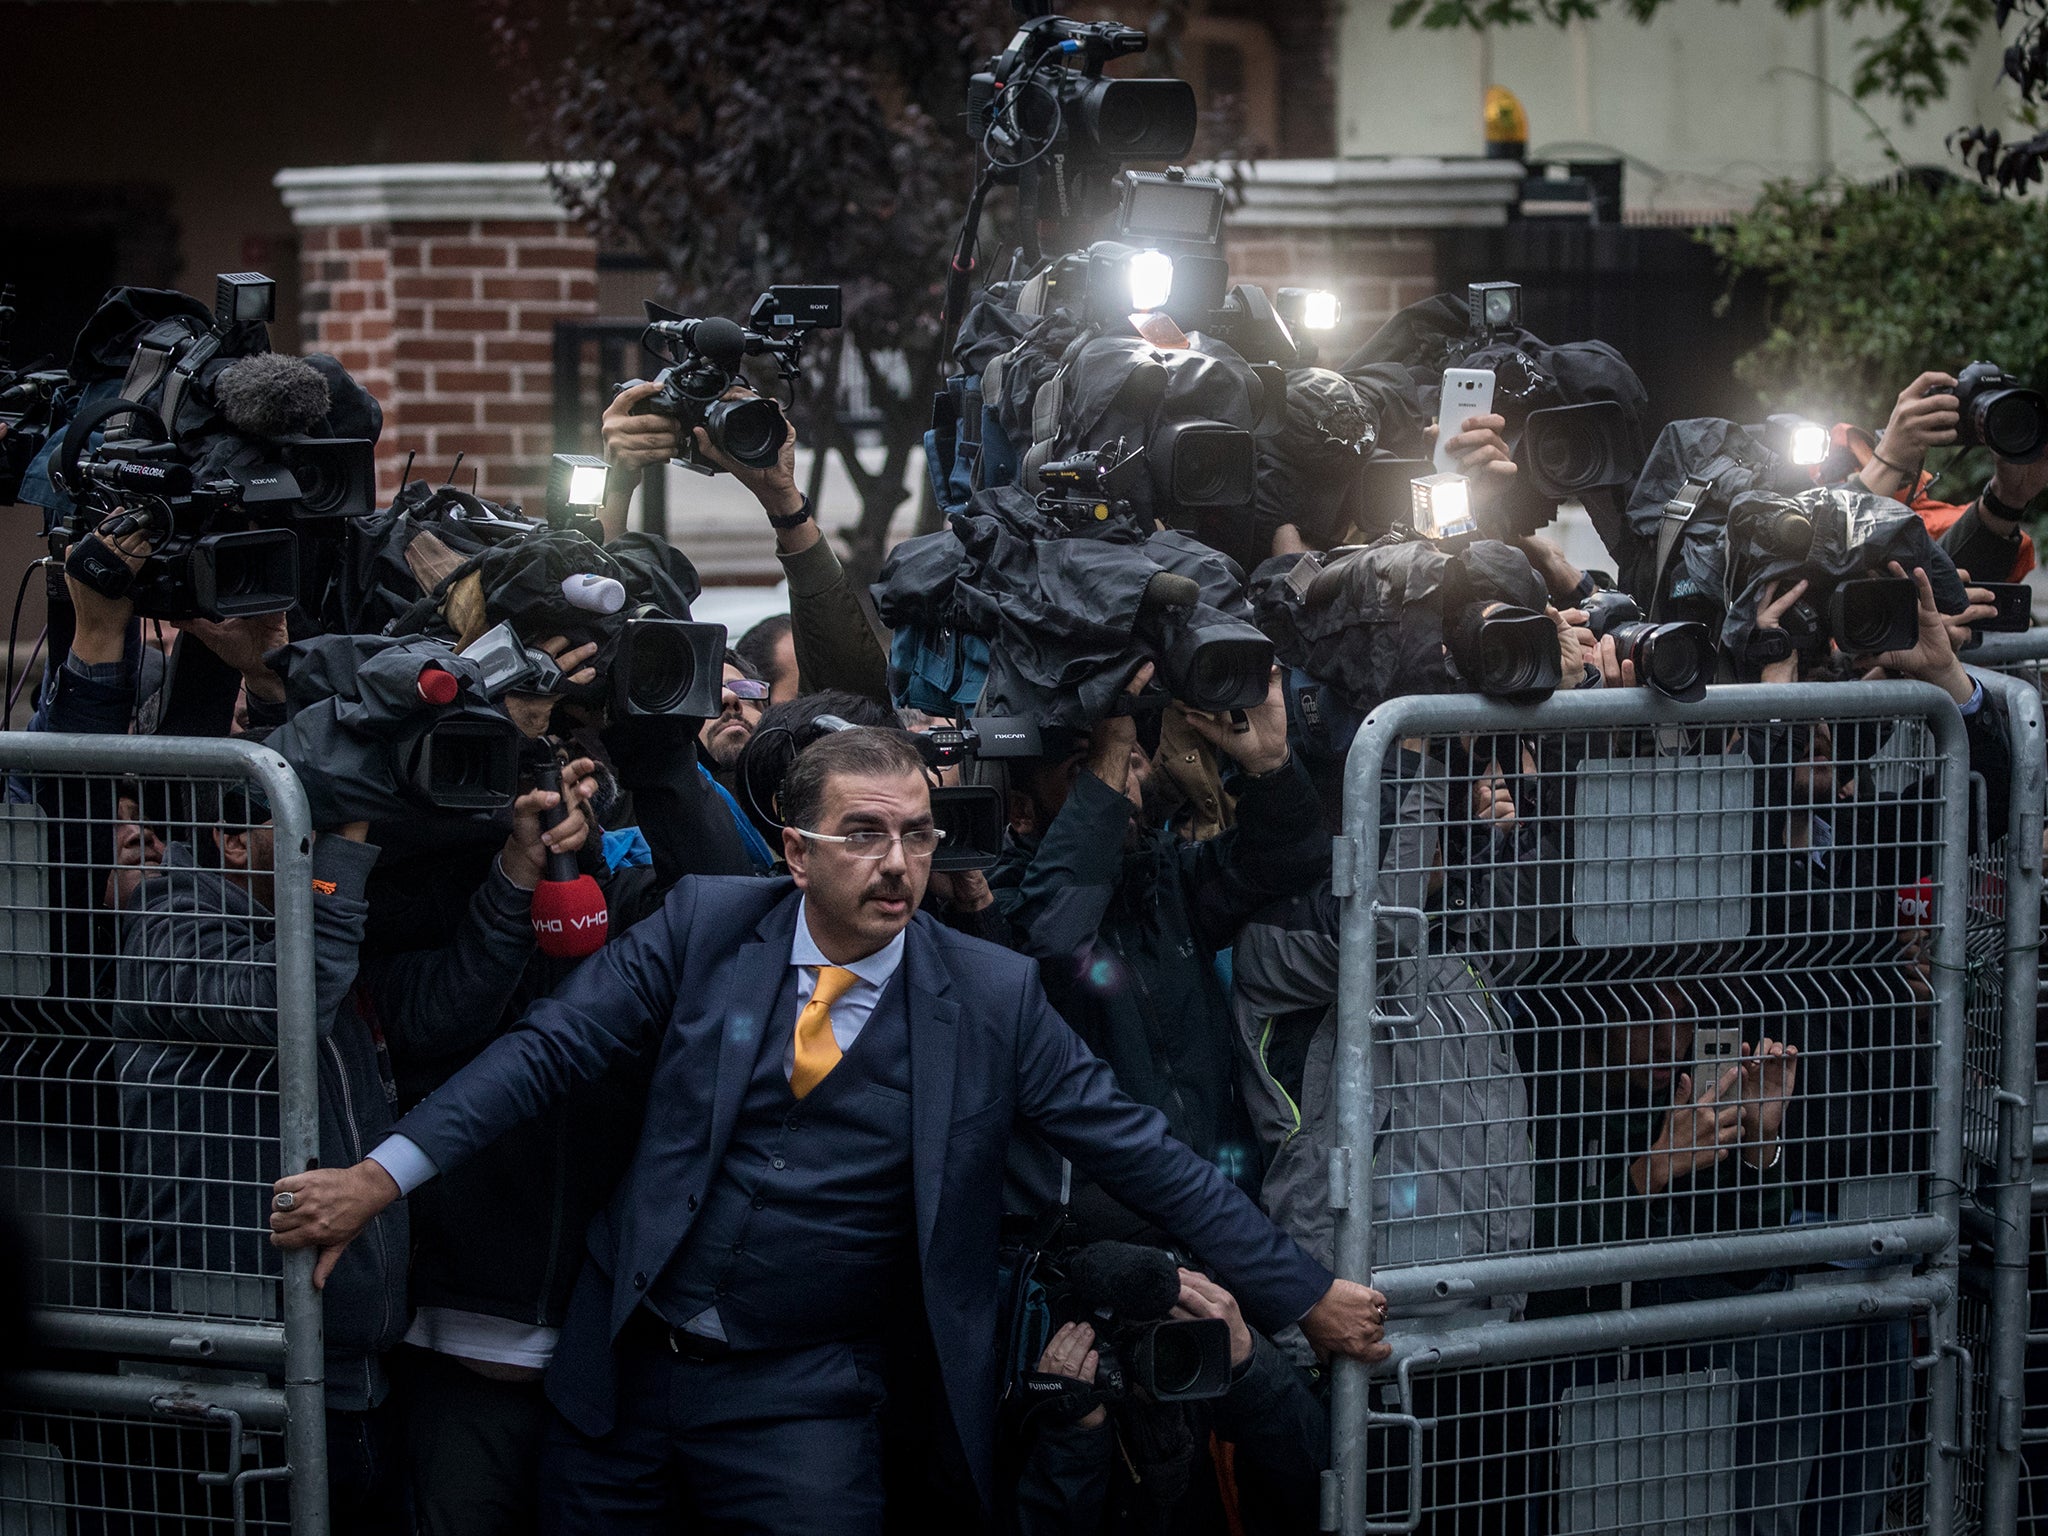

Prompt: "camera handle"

[51,397,170,503]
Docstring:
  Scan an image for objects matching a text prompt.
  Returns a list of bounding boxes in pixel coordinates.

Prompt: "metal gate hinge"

[1331,835,1364,899]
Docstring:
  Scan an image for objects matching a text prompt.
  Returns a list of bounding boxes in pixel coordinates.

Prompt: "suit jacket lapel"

[704,892,804,1172]
[904,918,961,1266]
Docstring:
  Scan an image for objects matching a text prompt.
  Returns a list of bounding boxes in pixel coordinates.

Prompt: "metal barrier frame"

[1961,667,2045,1536]
[0,731,326,1536]
[1329,680,1974,1536]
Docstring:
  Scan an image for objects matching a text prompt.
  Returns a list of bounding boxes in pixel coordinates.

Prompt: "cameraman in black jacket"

[1013,1268,1324,1535]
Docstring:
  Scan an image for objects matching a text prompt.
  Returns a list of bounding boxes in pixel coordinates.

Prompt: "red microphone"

[528,759,608,959]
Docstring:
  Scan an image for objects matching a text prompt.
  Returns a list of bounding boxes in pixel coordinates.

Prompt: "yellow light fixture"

[1484,85,1528,160]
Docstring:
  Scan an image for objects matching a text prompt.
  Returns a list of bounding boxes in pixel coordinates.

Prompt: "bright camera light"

[1411,472,1475,541]
[1127,249,1175,313]
[568,464,610,505]
[1300,290,1341,331]
[1790,422,1829,466]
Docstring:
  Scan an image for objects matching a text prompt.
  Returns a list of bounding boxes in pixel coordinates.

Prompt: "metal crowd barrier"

[0,732,325,1536]
[1328,680,1977,1536]
[1958,634,2048,1530]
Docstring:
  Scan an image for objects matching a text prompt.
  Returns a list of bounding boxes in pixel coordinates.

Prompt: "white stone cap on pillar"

[1193,157,1525,230]
[272,163,605,226]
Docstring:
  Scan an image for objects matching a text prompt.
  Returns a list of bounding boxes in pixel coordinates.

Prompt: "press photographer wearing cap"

[269,725,1388,1534]
[601,382,891,703]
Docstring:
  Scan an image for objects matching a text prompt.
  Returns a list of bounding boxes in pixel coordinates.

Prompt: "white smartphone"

[1434,368,1498,476]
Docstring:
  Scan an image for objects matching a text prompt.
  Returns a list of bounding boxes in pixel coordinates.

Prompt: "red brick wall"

[297,218,597,506]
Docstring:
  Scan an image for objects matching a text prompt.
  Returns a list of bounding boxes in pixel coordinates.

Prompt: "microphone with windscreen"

[1059,1240,1233,1402]
[528,757,608,959]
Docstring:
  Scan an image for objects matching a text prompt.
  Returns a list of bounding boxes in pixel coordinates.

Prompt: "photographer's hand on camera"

[1173,1269,1253,1371]
[1858,371,1958,498]
[599,381,679,537]
[61,518,149,666]
[1755,578,1810,685]
[1035,1323,1108,1431]
[1173,665,1290,777]
[1866,561,1973,706]
[691,385,810,544]
[504,637,600,739]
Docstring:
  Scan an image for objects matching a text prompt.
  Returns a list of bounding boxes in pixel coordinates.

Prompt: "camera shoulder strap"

[1650,474,1713,621]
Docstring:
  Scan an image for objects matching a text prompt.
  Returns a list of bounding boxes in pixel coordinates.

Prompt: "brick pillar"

[274,164,600,506]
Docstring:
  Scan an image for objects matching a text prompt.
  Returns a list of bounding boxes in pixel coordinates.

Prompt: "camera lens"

[1449,604,1562,702]
[708,396,788,469]
[1532,419,1600,490]
[1155,422,1255,510]
[1147,1325,1206,1397]
[1611,620,1713,703]
[624,627,695,714]
[1829,578,1919,655]
[1981,390,2048,462]
[1078,78,1199,160]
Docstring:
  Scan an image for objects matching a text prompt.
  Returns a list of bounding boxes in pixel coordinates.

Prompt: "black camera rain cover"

[471,529,633,649]
[1719,485,1967,654]
[65,286,213,384]
[871,526,970,631]
[264,633,511,828]
[944,487,1255,729]
[1339,291,1650,459]
[1622,417,1779,611]
[1253,367,1381,552]
[605,530,701,620]
[1252,536,1549,714]
[328,481,536,637]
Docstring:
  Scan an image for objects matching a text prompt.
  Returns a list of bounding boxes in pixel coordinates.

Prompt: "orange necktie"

[791,965,860,1099]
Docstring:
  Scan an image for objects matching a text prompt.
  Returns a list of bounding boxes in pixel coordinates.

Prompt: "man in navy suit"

[272,727,1389,1533]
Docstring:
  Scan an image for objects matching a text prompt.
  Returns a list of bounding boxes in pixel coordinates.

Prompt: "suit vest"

[650,965,917,1350]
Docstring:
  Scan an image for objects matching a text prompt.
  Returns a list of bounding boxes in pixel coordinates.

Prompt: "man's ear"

[215,826,250,871]
[781,825,808,887]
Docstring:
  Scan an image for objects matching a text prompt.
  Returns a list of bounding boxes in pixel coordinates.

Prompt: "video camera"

[460,606,728,721]
[53,394,374,621]
[0,286,70,507]
[1022,1241,1233,1408]
[1724,489,1928,671]
[968,10,1197,233]
[625,286,841,476]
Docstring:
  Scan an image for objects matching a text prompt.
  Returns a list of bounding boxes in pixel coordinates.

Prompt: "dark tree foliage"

[1952,1,2048,190]
[483,0,1011,581]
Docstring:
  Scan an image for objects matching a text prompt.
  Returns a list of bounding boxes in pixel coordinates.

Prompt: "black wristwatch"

[766,496,813,531]
[1981,483,2027,527]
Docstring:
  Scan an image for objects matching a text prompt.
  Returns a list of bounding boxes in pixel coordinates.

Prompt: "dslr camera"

[1935,361,2048,464]
[1580,589,1715,702]
[1727,493,1921,667]
[626,286,840,476]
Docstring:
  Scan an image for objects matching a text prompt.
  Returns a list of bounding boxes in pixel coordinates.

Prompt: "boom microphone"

[1067,1241,1181,1322]
[528,759,608,959]
[214,353,333,439]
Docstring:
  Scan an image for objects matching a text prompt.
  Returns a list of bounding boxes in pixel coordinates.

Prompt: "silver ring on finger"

[272,1191,297,1212]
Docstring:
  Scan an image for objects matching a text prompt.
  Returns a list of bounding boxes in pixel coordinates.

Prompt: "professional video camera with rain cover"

[1019,1242,1232,1408]
[0,286,71,507]
[1936,361,2048,464]
[1721,485,1967,674]
[624,286,841,476]
[52,381,375,622]
[450,528,728,721]
[262,634,525,829]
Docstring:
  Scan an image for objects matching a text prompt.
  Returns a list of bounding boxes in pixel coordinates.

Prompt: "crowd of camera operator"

[1,10,2043,1518]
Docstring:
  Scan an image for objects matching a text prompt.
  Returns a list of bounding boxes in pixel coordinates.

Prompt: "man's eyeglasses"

[792,827,947,860]
[722,679,771,703]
